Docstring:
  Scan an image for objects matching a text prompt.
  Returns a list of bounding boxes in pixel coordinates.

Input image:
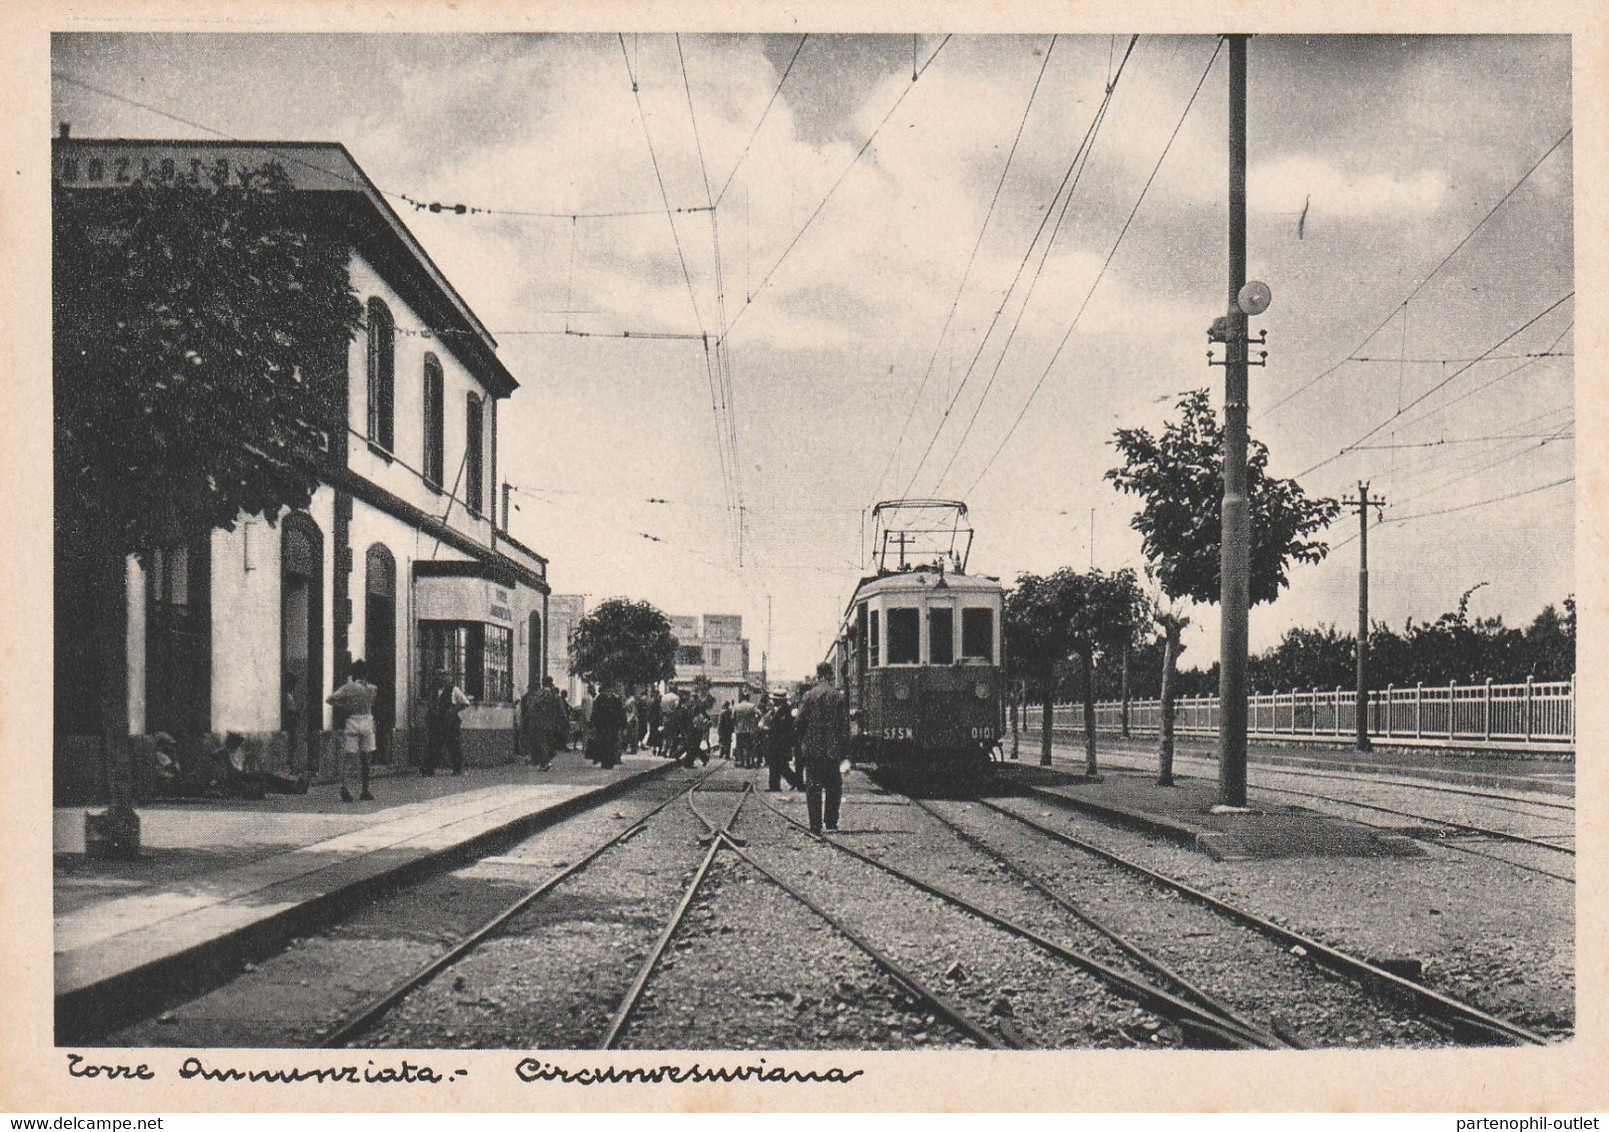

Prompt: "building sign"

[490,588,512,623]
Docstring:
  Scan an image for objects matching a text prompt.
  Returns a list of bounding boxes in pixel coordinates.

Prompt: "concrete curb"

[56,760,678,1044]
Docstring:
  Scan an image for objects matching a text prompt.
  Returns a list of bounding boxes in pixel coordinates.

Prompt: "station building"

[53,137,552,800]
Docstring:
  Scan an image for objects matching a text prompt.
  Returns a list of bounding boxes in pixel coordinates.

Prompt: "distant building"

[546,595,587,702]
[669,612,759,707]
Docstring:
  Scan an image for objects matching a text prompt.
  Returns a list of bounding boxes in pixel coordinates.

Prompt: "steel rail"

[1236,781,1574,856]
[911,798,1299,1050]
[718,834,1015,1050]
[319,768,719,1048]
[985,796,1550,1046]
[688,779,748,846]
[748,792,1265,1050]
[1087,748,1577,813]
[598,785,751,1049]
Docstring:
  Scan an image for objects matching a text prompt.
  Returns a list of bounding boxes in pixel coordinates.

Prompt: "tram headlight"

[974,682,990,700]
[894,683,911,701]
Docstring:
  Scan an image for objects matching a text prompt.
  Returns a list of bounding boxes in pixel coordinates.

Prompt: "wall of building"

[345,252,500,551]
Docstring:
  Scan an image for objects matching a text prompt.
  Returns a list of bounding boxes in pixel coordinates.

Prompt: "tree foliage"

[569,598,678,691]
[1006,568,1147,689]
[1106,389,1339,607]
[54,161,362,554]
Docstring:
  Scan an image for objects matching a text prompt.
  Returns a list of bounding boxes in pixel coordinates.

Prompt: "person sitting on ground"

[208,731,310,799]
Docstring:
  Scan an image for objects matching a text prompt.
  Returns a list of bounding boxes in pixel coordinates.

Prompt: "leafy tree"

[1006,567,1147,773]
[1107,388,1338,783]
[568,598,677,692]
[55,162,362,851]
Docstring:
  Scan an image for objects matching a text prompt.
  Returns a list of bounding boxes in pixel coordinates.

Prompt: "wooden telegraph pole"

[1343,482,1387,751]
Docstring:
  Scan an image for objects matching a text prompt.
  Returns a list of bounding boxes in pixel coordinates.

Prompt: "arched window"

[422,353,444,486]
[366,298,395,451]
[465,393,484,515]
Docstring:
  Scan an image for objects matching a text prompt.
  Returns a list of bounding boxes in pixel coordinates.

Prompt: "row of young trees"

[1006,389,1340,784]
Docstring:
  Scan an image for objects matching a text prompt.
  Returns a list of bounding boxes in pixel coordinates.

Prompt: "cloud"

[1249,154,1449,221]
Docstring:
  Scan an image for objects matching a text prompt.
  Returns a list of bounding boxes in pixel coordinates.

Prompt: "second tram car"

[828,501,1005,776]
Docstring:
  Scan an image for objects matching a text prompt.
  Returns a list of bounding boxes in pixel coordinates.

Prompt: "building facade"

[669,612,758,707]
[53,138,551,800]
[545,594,587,703]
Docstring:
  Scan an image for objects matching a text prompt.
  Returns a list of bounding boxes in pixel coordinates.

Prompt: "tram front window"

[962,607,994,663]
[928,606,954,665]
[886,607,920,665]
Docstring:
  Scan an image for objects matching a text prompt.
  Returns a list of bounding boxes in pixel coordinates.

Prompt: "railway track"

[746,791,1278,1050]
[321,767,727,1048]
[1075,754,1575,883]
[989,790,1550,1047]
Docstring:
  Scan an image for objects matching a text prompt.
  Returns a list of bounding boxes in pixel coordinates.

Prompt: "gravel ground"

[360,777,743,1048]
[981,791,1573,1039]
[616,851,976,1050]
[734,780,1183,1050]
[914,797,1451,1049]
[102,767,710,1047]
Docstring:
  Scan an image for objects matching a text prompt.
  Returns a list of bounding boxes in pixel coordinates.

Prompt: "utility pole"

[1343,482,1387,751]
[1216,34,1253,811]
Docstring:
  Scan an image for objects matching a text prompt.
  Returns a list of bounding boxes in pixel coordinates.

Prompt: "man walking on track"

[796,661,848,836]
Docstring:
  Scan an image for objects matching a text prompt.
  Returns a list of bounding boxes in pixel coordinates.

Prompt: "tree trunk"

[1081,652,1098,777]
[1120,641,1131,738]
[1039,696,1053,766]
[90,543,141,858]
[1010,694,1019,760]
[1158,620,1180,786]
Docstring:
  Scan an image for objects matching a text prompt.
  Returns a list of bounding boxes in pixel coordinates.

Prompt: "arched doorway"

[365,544,397,763]
[281,513,323,774]
[528,610,543,695]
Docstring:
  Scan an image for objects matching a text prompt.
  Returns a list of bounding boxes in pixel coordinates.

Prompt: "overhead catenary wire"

[895,36,1137,502]
[1294,291,1575,480]
[1257,127,1573,422]
[715,34,809,208]
[53,69,709,221]
[869,33,1060,508]
[961,37,1224,499]
[722,34,954,338]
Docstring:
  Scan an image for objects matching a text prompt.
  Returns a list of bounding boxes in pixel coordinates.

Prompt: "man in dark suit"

[795,662,848,836]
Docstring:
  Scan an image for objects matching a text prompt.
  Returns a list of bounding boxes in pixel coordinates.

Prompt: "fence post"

[1415,682,1423,739]
[1482,679,1492,742]
[1333,686,1342,736]
[1524,675,1534,743]
[1311,687,1318,736]
[1571,673,1576,742]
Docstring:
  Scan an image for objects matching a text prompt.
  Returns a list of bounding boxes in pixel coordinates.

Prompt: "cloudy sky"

[52,32,1574,679]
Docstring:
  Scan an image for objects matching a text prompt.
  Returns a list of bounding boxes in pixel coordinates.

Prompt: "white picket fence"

[1026,676,1574,753]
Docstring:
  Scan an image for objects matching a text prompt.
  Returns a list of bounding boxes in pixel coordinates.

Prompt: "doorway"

[364,544,397,763]
[281,514,323,774]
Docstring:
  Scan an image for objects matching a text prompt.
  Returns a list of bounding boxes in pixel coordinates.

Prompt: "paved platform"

[993,763,1424,862]
[54,752,674,1041]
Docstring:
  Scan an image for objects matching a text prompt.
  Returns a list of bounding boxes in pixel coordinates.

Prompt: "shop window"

[483,624,512,703]
[886,607,920,665]
[928,606,955,665]
[962,608,995,662]
[420,620,514,704]
[422,354,444,486]
[366,298,395,451]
